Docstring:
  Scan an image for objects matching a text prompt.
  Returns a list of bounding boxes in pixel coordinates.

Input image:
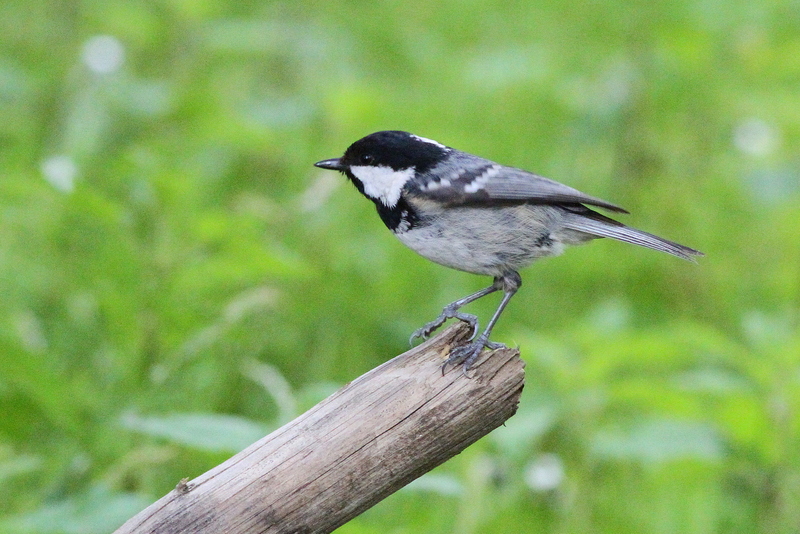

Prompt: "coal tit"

[315,131,703,374]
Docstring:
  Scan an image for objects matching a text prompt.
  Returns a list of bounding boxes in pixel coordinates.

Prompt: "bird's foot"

[409,310,479,345]
[441,337,507,377]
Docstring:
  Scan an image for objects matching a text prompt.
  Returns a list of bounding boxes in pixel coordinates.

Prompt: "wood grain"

[114,323,525,534]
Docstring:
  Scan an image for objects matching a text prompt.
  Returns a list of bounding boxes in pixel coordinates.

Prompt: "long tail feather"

[562,208,703,262]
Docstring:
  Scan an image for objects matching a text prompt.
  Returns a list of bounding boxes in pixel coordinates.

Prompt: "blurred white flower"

[14,310,48,353]
[734,118,779,156]
[40,155,77,193]
[524,453,565,492]
[82,35,125,74]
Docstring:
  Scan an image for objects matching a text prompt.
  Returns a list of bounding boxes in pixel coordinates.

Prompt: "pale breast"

[395,203,576,276]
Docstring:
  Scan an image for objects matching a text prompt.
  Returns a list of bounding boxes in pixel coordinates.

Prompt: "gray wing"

[409,151,628,213]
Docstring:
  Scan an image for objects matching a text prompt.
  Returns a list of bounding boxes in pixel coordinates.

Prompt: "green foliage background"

[1,0,799,532]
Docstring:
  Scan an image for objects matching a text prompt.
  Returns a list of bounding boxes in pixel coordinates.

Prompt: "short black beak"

[314,158,346,171]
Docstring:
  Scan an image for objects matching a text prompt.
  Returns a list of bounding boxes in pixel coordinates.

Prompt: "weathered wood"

[114,323,525,534]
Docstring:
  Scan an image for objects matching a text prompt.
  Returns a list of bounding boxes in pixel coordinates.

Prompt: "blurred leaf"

[742,310,797,348]
[591,419,723,463]
[242,359,297,424]
[0,334,84,432]
[402,473,463,496]
[120,413,269,453]
[1,485,150,534]
[0,450,41,484]
[674,367,752,394]
[295,381,342,413]
[489,403,558,458]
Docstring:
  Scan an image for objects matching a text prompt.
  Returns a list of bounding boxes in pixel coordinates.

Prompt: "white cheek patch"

[350,165,415,207]
[463,165,501,193]
[410,135,447,149]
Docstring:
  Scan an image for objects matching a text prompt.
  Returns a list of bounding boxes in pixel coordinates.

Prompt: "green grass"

[1,0,799,532]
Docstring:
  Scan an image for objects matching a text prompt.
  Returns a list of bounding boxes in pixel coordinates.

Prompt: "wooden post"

[114,323,525,534]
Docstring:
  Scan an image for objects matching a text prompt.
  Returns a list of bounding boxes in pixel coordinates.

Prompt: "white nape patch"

[463,165,501,193]
[350,165,415,207]
[410,135,447,149]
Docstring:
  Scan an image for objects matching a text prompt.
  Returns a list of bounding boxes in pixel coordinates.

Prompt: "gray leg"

[443,271,521,376]
[409,278,504,344]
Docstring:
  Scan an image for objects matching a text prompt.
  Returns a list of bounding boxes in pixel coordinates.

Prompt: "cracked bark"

[114,323,525,534]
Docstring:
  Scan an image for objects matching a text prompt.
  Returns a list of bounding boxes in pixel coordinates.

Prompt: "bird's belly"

[395,204,568,276]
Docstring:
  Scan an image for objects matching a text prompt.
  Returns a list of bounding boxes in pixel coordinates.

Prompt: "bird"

[314,130,703,374]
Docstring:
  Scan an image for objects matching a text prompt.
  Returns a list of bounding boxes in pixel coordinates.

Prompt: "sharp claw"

[451,313,478,339]
[442,342,482,377]
[409,319,445,346]
[467,320,479,340]
[411,311,479,346]
[461,365,473,379]
[441,336,505,377]
[409,329,424,345]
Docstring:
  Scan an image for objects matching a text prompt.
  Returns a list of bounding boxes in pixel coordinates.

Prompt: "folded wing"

[413,153,628,213]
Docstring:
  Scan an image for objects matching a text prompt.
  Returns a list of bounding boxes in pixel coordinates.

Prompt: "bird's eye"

[359,154,374,165]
